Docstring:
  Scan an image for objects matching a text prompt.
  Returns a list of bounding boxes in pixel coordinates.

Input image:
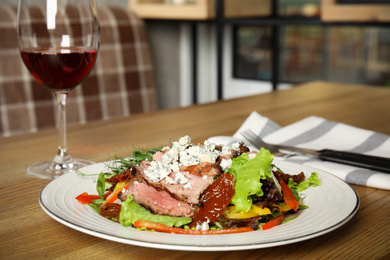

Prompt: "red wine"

[20,48,97,91]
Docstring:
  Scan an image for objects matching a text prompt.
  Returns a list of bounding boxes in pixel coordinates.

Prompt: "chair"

[0,5,158,137]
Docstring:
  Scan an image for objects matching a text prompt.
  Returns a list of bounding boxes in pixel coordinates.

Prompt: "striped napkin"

[208,111,390,190]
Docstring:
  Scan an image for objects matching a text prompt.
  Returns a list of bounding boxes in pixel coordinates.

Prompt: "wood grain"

[1,81,389,259]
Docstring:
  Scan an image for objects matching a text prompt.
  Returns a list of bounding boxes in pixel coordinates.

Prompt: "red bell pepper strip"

[75,191,112,204]
[133,221,254,235]
[279,179,299,212]
[262,212,284,230]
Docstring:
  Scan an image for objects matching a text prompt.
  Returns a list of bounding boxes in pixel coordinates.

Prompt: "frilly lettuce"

[228,148,274,213]
[296,171,321,192]
[119,195,192,227]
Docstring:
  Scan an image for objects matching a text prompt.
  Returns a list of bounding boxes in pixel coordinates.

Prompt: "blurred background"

[128,0,390,108]
[1,0,389,136]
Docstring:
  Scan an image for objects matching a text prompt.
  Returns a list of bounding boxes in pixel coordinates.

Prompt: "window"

[234,25,390,87]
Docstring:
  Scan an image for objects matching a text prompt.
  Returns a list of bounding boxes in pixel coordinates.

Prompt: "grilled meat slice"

[179,162,221,178]
[120,179,194,218]
[133,161,222,205]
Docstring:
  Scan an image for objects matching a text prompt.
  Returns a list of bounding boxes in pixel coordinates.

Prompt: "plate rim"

[39,158,360,251]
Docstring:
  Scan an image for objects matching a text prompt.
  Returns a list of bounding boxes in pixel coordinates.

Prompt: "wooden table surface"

[1,81,389,259]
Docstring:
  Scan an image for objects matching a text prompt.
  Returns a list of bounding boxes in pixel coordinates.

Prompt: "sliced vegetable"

[133,221,254,235]
[279,179,299,212]
[76,191,111,204]
[76,192,101,204]
[223,204,291,219]
[251,205,274,215]
[262,212,284,230]
[277,204,292,212]
[224,205,271,219]
[100,181,130,208]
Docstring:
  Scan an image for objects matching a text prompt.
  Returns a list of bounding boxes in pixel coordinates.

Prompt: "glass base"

[27,159,95,179]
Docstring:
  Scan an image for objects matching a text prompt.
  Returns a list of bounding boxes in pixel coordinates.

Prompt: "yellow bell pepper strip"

[251,205,272,216]
[279,179,299,212]
[223,205,271,219]
[276,204,291,212]
[223,204,291,219]
[262,212,284,230]
[133,220,254,235]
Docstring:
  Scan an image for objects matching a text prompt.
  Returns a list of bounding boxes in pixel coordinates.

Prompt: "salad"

[76,136,320,235]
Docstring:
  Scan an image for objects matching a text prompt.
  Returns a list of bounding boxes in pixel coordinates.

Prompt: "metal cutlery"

[241,129,390,174]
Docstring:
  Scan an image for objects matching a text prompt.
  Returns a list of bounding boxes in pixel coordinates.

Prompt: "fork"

[240,129,390,173]
[241,129,312,156]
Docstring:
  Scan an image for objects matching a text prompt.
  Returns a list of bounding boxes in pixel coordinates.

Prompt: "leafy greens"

[228,148,274,213]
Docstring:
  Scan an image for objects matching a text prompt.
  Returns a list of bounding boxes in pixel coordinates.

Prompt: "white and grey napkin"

[209,111,390,190]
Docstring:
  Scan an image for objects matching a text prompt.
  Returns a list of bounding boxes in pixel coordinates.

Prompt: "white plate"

[39,158,359,251]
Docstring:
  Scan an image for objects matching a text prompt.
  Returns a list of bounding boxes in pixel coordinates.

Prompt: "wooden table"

[1,81,389,259]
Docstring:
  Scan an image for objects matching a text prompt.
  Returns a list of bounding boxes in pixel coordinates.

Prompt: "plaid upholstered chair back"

[0,5,158,137]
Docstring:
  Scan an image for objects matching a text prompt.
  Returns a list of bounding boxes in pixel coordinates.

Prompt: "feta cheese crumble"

[195,222,210,231]
[220,158,232,172]
[144,135,243,186]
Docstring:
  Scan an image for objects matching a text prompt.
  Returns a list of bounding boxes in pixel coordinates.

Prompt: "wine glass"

[17,0,100,179]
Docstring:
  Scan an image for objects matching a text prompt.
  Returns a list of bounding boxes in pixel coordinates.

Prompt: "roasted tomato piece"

[273,170,305,185]
[100,203,121,217]
[189,173,235,228]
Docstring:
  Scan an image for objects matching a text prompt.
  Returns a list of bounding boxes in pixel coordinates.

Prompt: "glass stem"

[52,91,73,167]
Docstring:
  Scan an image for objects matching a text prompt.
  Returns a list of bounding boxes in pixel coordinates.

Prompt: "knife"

[266,144,390,174]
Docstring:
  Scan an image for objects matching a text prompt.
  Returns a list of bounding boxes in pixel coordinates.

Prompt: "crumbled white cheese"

[165,176,176,184]
[174,172,188,184]
[162,148,179,164]
[179,135,191,147]
[248,152,257,159]
[183,182,192,189]
[171,162,180,172]
[221,141,242,155]
[196,222,210,231]
[144,136,246,185]
[231,141,242,150]
[179,148,200,166]
[144,160,171,182]
[220,158,232,171]
[203,140,215,152]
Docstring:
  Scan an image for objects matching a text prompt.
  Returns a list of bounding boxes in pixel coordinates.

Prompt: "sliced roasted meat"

[180,162,221,178]
[120,180,194,218]
[159,171,214,204]
[133,161,222,205]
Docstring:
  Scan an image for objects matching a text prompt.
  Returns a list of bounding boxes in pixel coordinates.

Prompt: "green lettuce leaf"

[119,196,192,227]
[228,148,274,213]
[296,172,321,192]
[96,172,106,199]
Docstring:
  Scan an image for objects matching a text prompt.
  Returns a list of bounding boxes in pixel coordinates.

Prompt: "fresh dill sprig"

[75,147,162,177]
[104,147,162,176]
